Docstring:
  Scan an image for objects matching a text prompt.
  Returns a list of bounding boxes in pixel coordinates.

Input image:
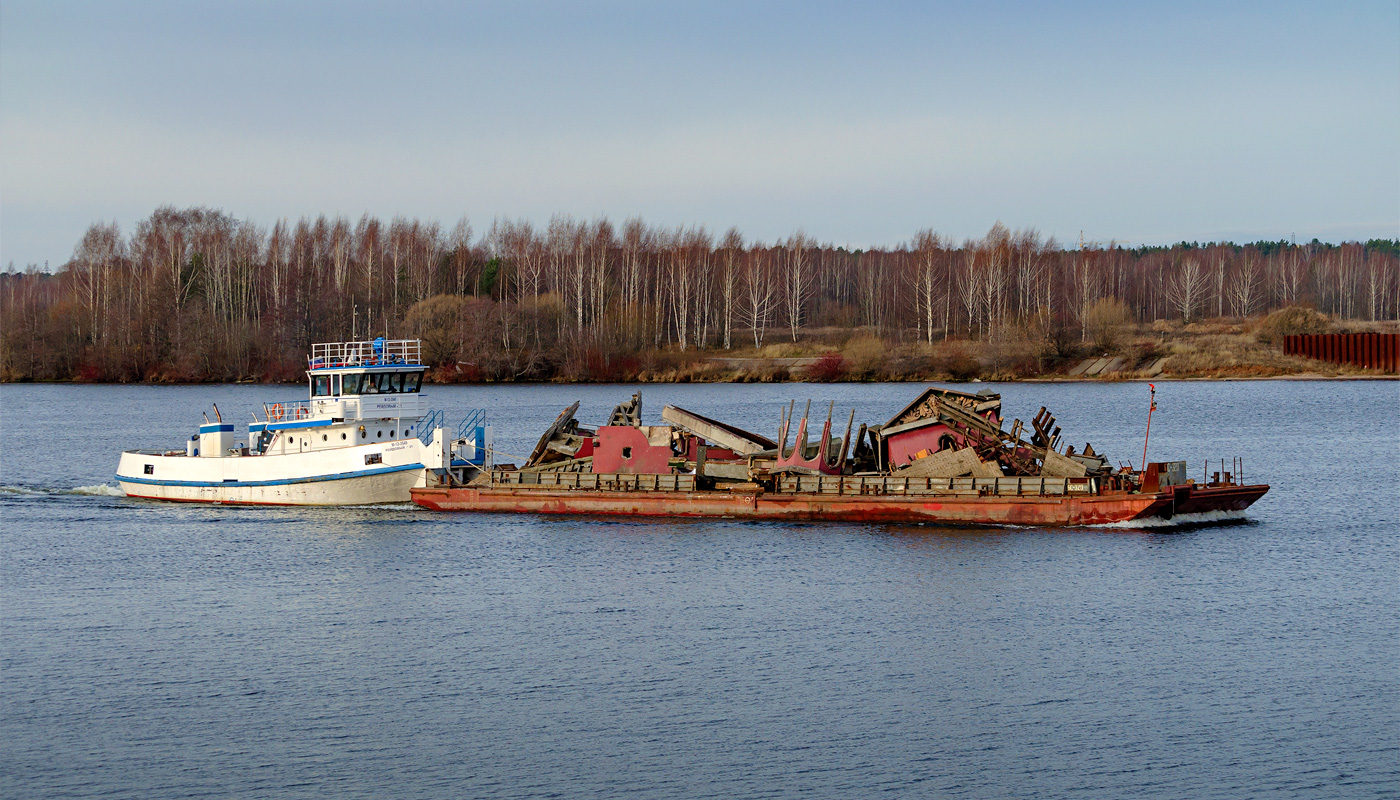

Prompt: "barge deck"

[409,387,1268,527]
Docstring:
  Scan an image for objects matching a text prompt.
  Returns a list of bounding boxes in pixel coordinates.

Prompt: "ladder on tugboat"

[417,409,488,448]
[457,409,487,441]
[418,409,444,444]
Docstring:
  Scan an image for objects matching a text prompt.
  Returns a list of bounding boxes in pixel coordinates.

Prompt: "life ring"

[270,403,285,421]
[295,406,309,420]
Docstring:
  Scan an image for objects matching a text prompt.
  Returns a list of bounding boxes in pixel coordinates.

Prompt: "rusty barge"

[410,388,1268,527]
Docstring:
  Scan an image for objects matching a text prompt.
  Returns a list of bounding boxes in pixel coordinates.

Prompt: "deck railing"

[491,471,696,492]
[261,399,316,422]
[309,339,422,369]
[776,474,1097,497]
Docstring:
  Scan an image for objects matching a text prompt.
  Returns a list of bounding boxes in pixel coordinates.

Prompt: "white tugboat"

[115,338,491,505]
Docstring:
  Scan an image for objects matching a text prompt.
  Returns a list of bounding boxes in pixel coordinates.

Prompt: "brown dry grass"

[567,314,1397,384]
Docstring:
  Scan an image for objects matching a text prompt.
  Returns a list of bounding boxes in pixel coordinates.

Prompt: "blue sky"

[2,0,1396,268]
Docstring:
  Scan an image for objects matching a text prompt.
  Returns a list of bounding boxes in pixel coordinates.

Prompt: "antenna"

[1140,384,1157,471]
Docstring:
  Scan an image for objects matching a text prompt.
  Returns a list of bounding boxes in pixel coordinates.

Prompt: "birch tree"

[719,227,742,349]
[783,232,812,342]
[740,246,776,347]
[1168,258,1209,322]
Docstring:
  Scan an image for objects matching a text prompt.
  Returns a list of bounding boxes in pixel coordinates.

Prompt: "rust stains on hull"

[410,483,1268,527]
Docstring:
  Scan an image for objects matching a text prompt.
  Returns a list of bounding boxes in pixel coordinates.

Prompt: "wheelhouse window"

[338,371,421,394]
[312,375,331,397]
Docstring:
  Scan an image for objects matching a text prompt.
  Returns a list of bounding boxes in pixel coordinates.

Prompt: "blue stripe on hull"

[265,419,335,431]
[116,463,423,488]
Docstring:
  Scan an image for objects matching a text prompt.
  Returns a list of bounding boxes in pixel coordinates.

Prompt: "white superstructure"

[116,338,491,505]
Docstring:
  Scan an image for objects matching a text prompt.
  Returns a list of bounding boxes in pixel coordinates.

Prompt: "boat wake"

[1092,509,1254,530]
[0,483,126,498]
[1,484,432,511]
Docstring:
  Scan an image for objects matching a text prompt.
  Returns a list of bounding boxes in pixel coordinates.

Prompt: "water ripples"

[1,381,1397,799]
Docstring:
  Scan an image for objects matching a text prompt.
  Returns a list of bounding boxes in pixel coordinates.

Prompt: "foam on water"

[1092,508,1252,529]
[2,483,424,508]
[72,483,126,497]
[1,483,125,497]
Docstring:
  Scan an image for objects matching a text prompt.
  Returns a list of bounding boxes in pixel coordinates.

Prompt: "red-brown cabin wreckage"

[410,388,1268,526]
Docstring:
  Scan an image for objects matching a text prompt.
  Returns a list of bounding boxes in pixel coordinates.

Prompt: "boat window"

[388,373,404,393]
[360,374,377,394]
[312,375,331,397]
[332,375,341,395]
[402,372,422,393]
[376,372,396,393]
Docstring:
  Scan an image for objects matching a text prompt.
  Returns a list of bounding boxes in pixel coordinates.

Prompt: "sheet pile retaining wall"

[1284,333,1398,372]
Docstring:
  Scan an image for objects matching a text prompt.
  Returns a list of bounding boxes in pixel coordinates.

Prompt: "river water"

[1,380,1396,799]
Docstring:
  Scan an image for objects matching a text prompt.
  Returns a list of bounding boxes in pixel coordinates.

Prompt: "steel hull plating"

[116,440,435,506]
[119,467,425,506]
[410,482,1269,526]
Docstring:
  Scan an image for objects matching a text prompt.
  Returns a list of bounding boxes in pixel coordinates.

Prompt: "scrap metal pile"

[489,387,1120,488]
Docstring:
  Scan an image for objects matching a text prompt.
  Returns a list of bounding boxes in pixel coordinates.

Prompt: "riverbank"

[479,317,1396,384]
[4,314,1394,386]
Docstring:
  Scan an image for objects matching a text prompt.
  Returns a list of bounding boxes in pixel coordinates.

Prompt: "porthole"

[390,430,396,437]
[341,433,347,440]
[377,431,382,439]
[322,434,328,441]
[360,430,367,439]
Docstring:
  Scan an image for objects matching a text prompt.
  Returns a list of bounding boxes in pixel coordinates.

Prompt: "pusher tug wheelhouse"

[116,339,493,506]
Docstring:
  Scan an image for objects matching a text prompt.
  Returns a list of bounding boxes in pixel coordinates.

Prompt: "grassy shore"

[480,313,1397,384]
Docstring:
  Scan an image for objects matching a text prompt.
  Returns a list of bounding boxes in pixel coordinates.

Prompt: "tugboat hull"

[118,465,426,506]
[116,444,431,506]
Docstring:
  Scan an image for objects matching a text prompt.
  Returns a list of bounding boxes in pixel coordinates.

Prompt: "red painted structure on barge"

[1284,333,1398,372]
[411,480,1267,527]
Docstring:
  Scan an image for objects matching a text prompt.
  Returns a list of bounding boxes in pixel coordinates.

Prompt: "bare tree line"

[2,206,1397,381]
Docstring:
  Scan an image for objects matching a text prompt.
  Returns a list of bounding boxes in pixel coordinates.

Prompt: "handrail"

[419,409,444,444]
[458,409,488,439]
[260,399,316,423]
[308,339,422,370]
